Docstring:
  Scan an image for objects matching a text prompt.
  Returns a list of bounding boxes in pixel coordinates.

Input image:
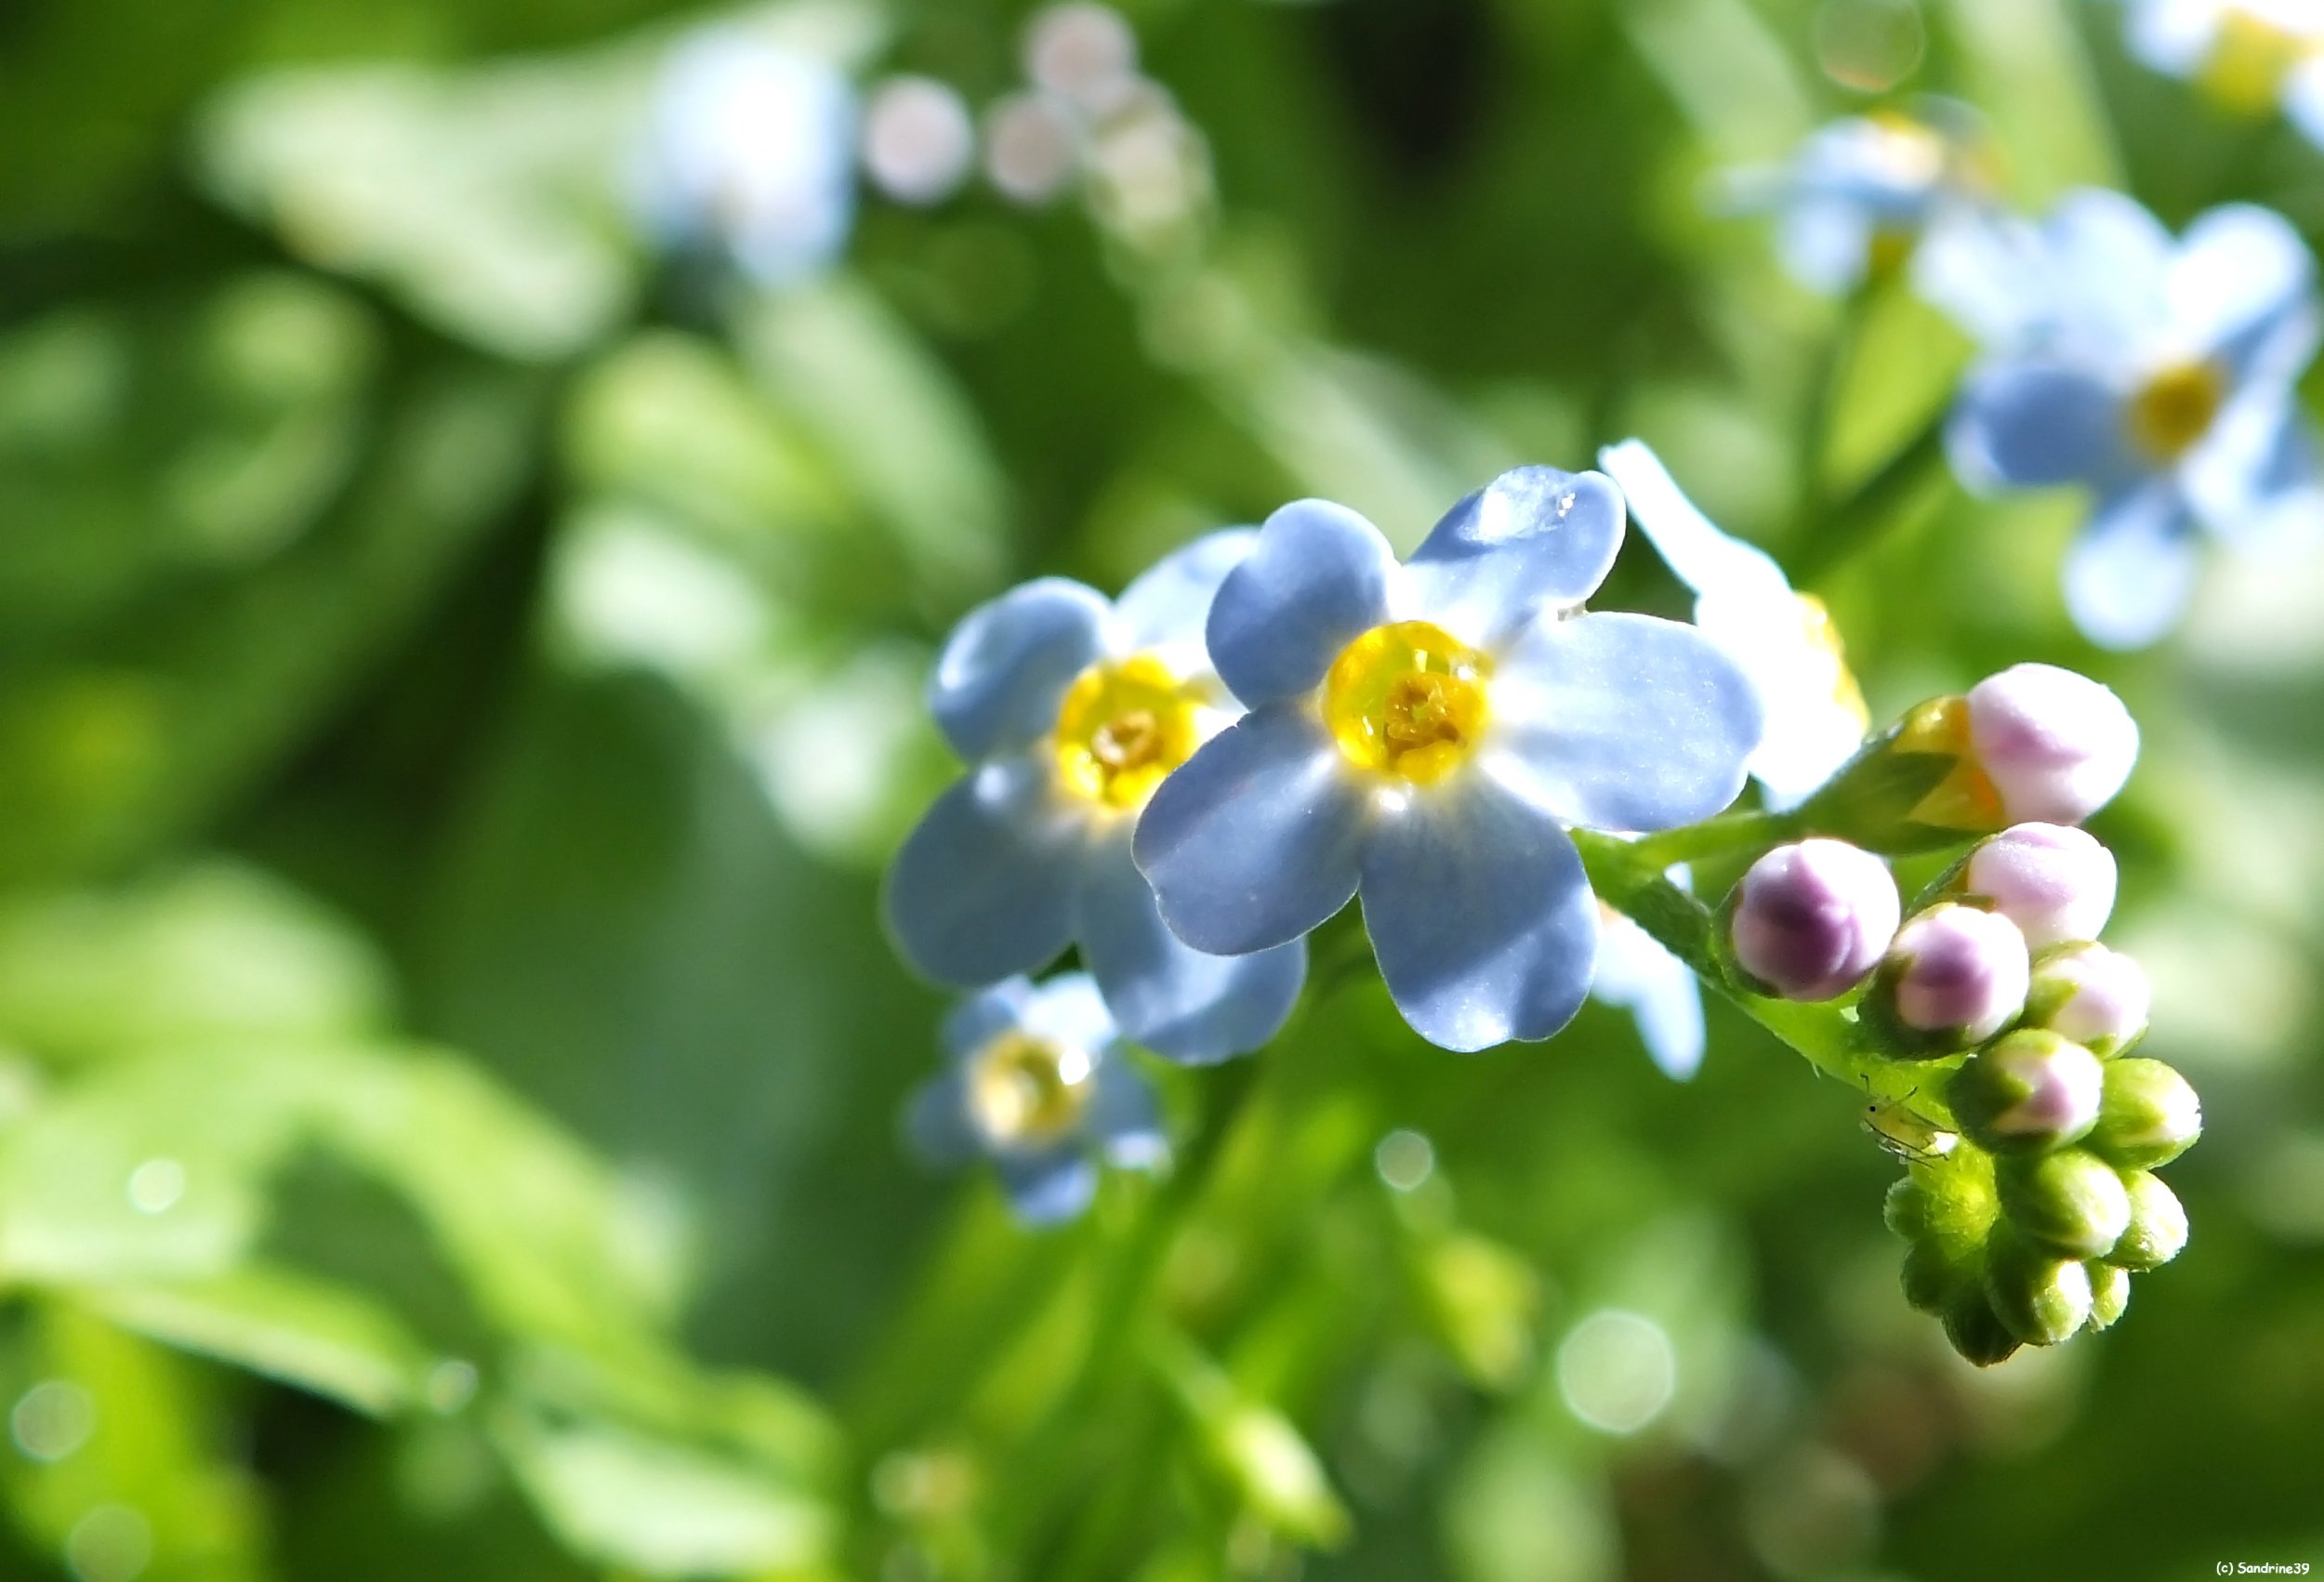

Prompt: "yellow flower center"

[966,1032,1092,1148]
[2201,9,2317,115]
[1796,594,1871,732]
[1052,653,1203,811]
[1321,620,1492,785]
[2126,360,2227,463]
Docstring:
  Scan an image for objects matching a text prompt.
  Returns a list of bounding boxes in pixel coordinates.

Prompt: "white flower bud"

[2027,942,2151,1056]
[1729,838,1900,1000]
[1964,664,2139,825]
[862,76,977,205]
[1962,823,2117,947]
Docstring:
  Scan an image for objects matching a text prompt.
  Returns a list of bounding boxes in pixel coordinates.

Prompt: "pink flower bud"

[1964,664,2138,825]
[1880,903,2030,1048]
[1949,1030,2104,1154]
[1729,838,1901,1001]
[2028,943,2151,1057]
[1961,823,2118,948]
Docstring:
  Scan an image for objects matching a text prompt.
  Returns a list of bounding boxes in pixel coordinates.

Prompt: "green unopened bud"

[2085,1262,2132,1330]
[2106,1170,2189,1271]
[1984,1229,2094,1345]
[1883,1177,1931,1241]
[2087,1058,2202,1170]
[1212,1407,1350,1547]
[1416,1233,1539,1391]
[1998,1149,2132,1259]
[1948,1031,2104,1154]
[1941,1284,2022,1366]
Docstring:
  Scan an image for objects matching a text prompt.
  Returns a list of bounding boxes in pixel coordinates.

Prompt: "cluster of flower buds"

[1713,659,2192,1363]
[1873,824,2199,1364]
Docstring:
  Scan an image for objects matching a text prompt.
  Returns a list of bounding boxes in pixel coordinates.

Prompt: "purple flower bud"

[1964,664,2139,825]
[2027,943,2151,1056]
[1877,903,2030,1050]
[1962,824,2117,948]
[1729,838,1901,1001]
[1948,1030,2104,1154]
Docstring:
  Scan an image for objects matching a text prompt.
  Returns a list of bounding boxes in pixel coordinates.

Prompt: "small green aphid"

[1862,1081,1959,1165]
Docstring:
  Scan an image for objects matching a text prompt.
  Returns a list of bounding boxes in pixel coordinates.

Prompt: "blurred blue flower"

[2116,0,2324,138]
[1132,471,1763,1054]
[1940,190,2323,648]
[632,30,858,286]
[886,534,1306,1065]
[1600,441,1869,811]
[906,973,1166,1225]
[1725,103,1997,296]
[1591,887,1708,1081]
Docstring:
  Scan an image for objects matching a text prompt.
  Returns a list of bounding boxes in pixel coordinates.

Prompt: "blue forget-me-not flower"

[906,973,1166,1225]
[1726,102,1998,296]
[2116,0,2324,140]
[1130,470,1764,1054]
[633,29,859,287]
[1940,190,2323,648]
[886,534,1306,1064]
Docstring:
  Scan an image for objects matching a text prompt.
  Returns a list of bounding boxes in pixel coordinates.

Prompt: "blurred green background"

[2,0,2322,1576]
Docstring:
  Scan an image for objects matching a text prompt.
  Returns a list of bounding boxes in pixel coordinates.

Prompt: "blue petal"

[1015,970,1120,1057]
[1110,530,1258,660]
[1591,916,1707,1081]
[2063,481,2203,651]
[1089,1059,1169,1168]
[1206,500,1399,708]
[2039,190,2175,348]
[1358,782,1600,1051]
[885,757,1082,986]
[904,1073,980,1165]
[1076,837,1306,1064]
[1778,197,1880,296]
[1599,441,1791,604]
[1132,703,1368,956]
[941,977,1038,1061]
[1948,363,2134,491]
[1486,613,1762,834]
[930,578,1110,759]
[997,1149,1098,1225]
[1407,468,1626,645]
[2286,56,2324,152]
[2172,204,2317,376]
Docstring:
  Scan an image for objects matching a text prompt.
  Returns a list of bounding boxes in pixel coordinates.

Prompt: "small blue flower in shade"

[905,974,1167,1226]
[885,534,1306,1065]
[2116,0,2324,138]
[1591,881,1708,1081]
[1723,102,1997,296]
[632,30,858,287]
[1130,471,1764,1054]
[1939,190,2324,649]
[1599,442,1869,811]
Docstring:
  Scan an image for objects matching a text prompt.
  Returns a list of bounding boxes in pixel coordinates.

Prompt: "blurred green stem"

[1791,413,1952,586]
[1797,284,1874,523]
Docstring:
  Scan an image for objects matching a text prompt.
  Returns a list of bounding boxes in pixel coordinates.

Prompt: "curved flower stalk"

[1721,100,1999,296]
[2114,0,2324,137]
[1934,189,2323,648]
[1131,468,1763,1053]
[907,974,1167,1224]
[887,533,1306,1065]
[631,29,860,286]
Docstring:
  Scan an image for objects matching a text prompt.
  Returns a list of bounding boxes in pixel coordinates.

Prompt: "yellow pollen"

[1052,653,1203,811]
[1322,620,1491,784]
[2200,9,2317,115]
[1795,594,1871,732]
[966,1032,1092,1147]
[2126,361,2227,462]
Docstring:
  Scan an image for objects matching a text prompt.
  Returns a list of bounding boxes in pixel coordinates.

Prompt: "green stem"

[1797,283,1875,523]
[1573,828,1946,1114]
[1625,808,1798,872]
[1789,411,1952,586]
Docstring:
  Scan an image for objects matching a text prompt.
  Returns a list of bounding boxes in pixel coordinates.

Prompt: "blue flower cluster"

[2115,0,2324,142]
[888,468,1772,1211]
[1739,112,2323,651]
